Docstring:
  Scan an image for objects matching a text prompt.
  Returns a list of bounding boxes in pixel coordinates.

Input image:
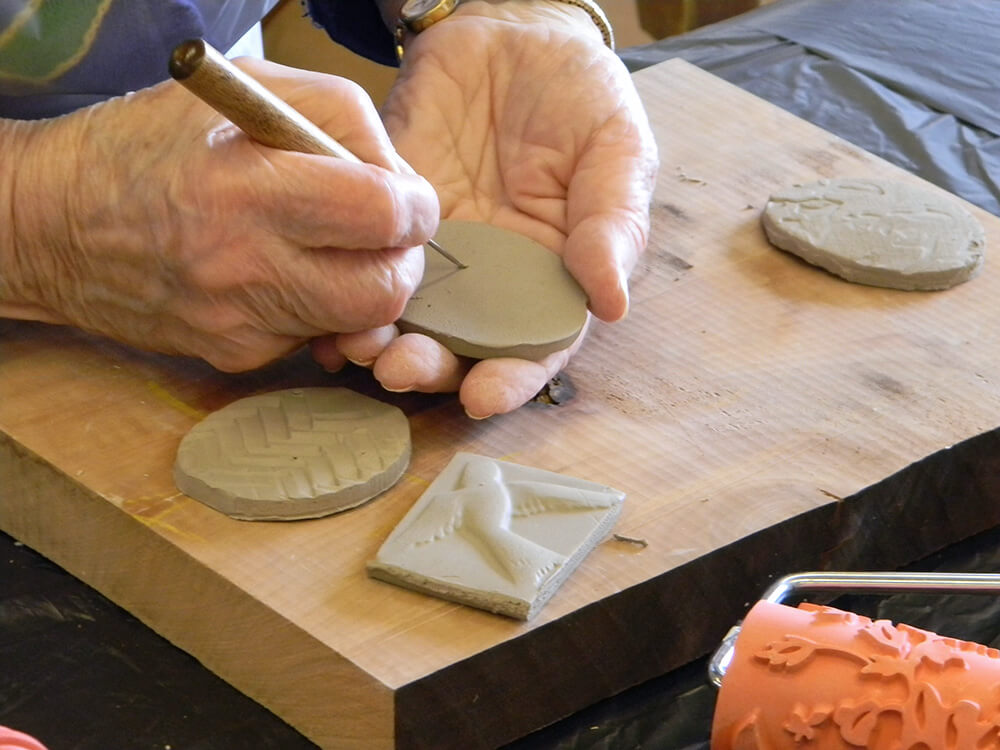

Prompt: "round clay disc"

[173,387,410,520]
[762,178,985,290]
[398,220,589,359]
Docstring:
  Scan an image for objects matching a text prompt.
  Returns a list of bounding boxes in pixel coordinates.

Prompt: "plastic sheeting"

[5,1,1000,747]
[620,0,1000,216]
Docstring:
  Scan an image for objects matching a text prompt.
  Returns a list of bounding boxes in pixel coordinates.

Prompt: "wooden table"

[4,59,1000,749]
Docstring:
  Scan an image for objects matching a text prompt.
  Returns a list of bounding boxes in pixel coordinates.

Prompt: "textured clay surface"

[763,178,985,290]
[174,388,410,520]
[367,452,624,620]
[712,600,1000,749]
[398,220,589,359]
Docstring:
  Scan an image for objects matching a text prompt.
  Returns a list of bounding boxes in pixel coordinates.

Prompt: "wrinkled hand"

[311,1,658,418]
[0,59,439,371]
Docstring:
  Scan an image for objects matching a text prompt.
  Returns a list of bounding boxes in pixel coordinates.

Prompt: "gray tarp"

[621,0,1000,216]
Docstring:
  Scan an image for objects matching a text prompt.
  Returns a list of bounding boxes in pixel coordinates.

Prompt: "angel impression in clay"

[371,454,624,616]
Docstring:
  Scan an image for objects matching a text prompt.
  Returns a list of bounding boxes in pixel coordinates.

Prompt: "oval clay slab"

[762,178,985,291]
[174,387,410,520]
[398,220,589,360]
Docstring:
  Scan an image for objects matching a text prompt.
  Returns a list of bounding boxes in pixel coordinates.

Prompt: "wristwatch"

[394,0,459,60]
[393,0,614,61]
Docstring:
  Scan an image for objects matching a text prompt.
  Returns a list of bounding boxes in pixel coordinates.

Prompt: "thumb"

[258,152,440,251]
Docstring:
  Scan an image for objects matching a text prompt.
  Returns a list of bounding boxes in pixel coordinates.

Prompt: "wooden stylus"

[168,38,466,269]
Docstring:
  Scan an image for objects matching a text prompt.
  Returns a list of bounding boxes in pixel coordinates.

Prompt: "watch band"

[395,0,461,61]
[394,0,615,62]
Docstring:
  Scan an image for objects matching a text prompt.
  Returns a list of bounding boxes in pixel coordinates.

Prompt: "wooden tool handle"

[169,39,361,163]
[169,39,467,269]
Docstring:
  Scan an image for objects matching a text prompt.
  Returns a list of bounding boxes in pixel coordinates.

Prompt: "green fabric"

[0,0,112,82]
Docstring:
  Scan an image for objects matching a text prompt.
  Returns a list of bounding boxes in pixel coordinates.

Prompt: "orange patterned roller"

[712,600,1000,749]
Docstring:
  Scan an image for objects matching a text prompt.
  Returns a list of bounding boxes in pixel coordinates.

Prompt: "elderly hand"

[310,0,659,418]
[0,59,439,372]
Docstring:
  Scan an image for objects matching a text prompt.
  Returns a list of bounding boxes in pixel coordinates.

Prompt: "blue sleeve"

[304,0,398,67]
[0,0,273,119]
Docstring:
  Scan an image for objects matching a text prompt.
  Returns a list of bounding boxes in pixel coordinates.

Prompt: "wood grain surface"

[3,59,1000,749]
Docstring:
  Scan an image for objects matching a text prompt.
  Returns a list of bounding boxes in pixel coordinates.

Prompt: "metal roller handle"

[708,570,1000,687]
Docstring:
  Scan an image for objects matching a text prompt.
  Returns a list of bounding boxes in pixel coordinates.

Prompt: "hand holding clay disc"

[308,3,658,419]
[312,221,591,418]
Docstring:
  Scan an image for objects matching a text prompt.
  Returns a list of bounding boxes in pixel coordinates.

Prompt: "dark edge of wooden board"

[395,426,1000,749]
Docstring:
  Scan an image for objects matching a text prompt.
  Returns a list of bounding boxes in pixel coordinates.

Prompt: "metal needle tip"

[427,238,467,269]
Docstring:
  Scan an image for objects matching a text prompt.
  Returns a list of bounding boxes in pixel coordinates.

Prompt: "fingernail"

[382,385,415,393]
[616,272,631,320]
[464,408,493,421]
[346,356,376,368]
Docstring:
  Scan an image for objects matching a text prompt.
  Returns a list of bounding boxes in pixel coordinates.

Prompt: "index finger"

[237,58,415,176]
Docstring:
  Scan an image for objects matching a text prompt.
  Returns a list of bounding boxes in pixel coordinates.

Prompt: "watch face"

[402,0,446,18]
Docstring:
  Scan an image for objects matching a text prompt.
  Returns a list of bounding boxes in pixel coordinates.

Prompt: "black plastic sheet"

[0,532,316,749]
[620,0,1000,216]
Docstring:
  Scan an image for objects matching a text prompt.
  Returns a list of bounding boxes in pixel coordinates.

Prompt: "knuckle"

[358,171,436,250]
[206,350,254,373]
[204,339,283,373]
[355,286,407,329]
[173,303,276,372]
[360,173,408,247]
[178,249,262,295]
[344,254,420,330]
[335,78,372,109]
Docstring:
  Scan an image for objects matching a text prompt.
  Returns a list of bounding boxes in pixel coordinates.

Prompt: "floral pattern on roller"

[751,604,1000,749]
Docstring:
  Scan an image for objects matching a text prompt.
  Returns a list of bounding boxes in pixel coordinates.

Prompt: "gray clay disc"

[398,220,589,359]
[762,178,985,290]
[174,387,410,520]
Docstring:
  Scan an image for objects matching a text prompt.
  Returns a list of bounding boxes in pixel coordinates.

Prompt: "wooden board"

[4,59,1000,749]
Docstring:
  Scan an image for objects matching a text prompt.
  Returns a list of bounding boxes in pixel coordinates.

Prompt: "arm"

[0,60,440,371]
[0,118,57,325]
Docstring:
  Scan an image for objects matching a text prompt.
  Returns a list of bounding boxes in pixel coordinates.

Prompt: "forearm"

[0,117,76,323]
[2,65,440,370]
